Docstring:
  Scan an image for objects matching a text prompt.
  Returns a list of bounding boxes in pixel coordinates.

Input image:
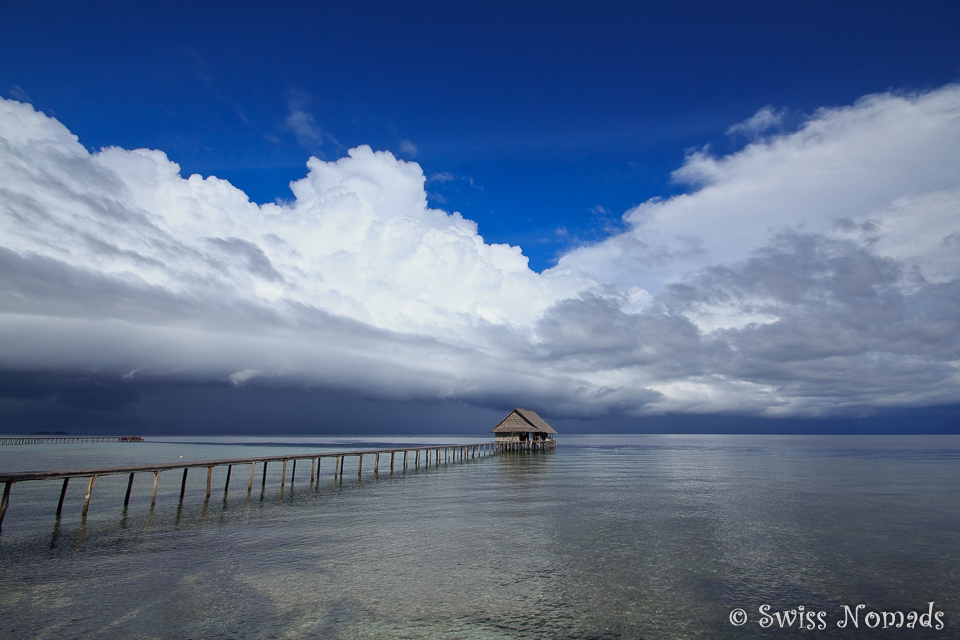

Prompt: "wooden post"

[248,463,255,492]
[390,451,395,472]
[224,465,232,493]
[82,474,98,516]
[403,450,408,471]
[262,461,268,488]
[0,481,11,530]
[56,478,69,516]
[310,458,315,482]
[358,454,363,476]
[339,456,344,479]
[180,468,189,502]
[291,459,297,485]
[374,453,379,475]
[281,460,287,488]
[206,466,213,497]
[124,473,135,507]
[415,450,419,469]
[151,471,160,507]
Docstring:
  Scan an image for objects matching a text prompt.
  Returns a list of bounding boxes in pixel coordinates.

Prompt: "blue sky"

[1,1,959,433]
[6,0,958,271]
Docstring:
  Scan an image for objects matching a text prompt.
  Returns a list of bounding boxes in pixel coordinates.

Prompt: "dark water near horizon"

[1,435,958,639]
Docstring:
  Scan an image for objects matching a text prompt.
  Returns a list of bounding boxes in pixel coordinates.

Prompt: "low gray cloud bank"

[1,85,959,420]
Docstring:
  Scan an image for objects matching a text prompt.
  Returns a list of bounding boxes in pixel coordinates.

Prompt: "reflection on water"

[1,435,959,639]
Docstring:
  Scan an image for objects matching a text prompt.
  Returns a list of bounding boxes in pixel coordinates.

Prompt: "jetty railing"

[0,438,555,531]
[0,436,144,445]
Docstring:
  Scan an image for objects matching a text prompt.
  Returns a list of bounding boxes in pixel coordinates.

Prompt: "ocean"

[0,435,958,639]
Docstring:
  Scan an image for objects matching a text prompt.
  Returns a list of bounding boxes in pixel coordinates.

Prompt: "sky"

[1,0,959,434]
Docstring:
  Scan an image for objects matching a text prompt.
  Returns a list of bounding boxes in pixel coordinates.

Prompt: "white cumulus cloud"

[1,85,960,419]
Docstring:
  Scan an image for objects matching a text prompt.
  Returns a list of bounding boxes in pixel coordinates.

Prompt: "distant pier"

[0,436,144,445]
[0,438,555,531]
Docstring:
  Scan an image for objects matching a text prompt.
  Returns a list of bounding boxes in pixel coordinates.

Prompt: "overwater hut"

[491,408,556,443]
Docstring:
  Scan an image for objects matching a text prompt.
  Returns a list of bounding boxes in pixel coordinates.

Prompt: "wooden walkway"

[0,439,555,530]
[0,436,144,445]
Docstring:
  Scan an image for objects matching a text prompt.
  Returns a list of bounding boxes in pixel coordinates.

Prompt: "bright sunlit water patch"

[1,435,959,639]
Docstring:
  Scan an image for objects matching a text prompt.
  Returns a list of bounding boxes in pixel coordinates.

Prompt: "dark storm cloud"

[2,86,960,428]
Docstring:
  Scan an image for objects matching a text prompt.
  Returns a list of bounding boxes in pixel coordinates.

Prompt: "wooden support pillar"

[82,474,98,516]
[206,466,213,497]
[390,451,395,472]
[151,471,160,507]
[339,456,345,479]
[56,478,69,517]
[262,461,268,488]
[224,465,232,494]
[181,468,189,502]
[281,460,287,488]
[291,460,296,485]
[403,450,408,471]
[415,450,419,469]
[0,481,11,530]
[374,452,380,474]
[310,458,315,482]
[247,463,255,492]
[358,454,363,476]
[124,473,135,507]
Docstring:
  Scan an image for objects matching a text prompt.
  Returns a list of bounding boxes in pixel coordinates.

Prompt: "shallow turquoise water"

[1,435,958,639]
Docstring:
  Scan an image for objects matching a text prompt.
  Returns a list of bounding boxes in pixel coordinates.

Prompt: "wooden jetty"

[0,436,144,445]
[0,438,555,531]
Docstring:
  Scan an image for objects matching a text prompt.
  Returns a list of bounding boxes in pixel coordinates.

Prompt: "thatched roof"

[491,408,557,434]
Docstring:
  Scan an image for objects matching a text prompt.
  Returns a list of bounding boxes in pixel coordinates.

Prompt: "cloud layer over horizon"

[2,85,959,420]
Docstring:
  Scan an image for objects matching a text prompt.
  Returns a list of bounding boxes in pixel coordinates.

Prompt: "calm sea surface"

[1,435,958,639]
